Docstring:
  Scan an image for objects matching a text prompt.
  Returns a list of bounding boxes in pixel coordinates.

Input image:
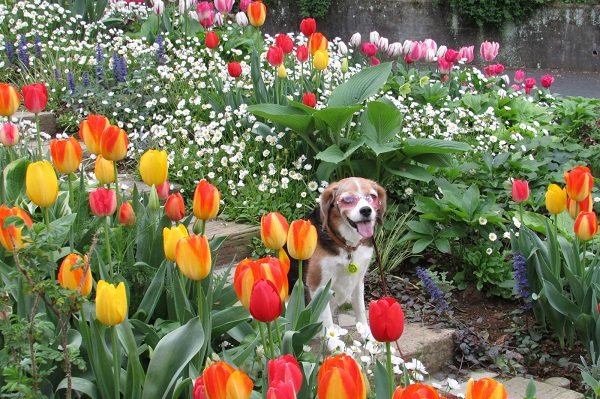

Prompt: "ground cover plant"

[1,0,600,397]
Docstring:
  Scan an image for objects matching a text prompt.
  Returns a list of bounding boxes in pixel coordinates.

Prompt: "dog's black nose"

[359,206,372,217]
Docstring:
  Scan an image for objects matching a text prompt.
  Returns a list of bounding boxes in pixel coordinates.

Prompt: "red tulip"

[564,166,594,202]
[100,125,129,161]
[118,202,136,226]
[369,297,405,342]
[444,48,459,63]
[165,193,186,221]
[511,179,529,203]
[541,74,554,88]
[361,42,377,57]
[0,83,21,117]
[393,383,440,399]
[437,57,453,74]
[574,211,599,241]
[0,205,33,251]
[79,114,110,155]
[197,1,213,18]
[514,70,525,83]
[261,212,289,250]
[268,354,302,393]
[206,31,219,49]
[233,257,288,308]
[193,179,220,220]
[249,279,282,322]
[21,83,48,113]
[370,56,380,66]
[275,34,294,54]
[228,62,242,78]
[193,376,207,399]
[317,354,366,399]
[299,18,316,37]
[267,380,296,399]
[302,93,316,108]
[266,46,284,66]
[524,77,536,94]
[308,32,328,55]
[50,137,83,175]
[89,187,117,217]
[296,45,309,63]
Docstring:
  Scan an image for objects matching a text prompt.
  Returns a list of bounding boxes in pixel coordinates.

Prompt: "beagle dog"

[290,177,386,329]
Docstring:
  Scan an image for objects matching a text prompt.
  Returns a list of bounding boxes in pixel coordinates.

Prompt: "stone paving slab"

[13,111,56,136]
[503,376,584,399]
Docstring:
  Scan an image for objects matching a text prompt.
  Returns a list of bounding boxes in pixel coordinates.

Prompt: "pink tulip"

[197,1,213,19]
[370,56,380,66]
[541,74,554,88]
[524,77,536,94]
[408,41,426,62]
[438,57,453,74]
[458,45,474,62]
[0,122,19,147]
[514,70,525,83]
[480,41,499,61]
[89,188,117,217]
[214,0,234,13]
[239,0,251,11]
[361,42,377,57]
[511,84,521,91]
[423,38,437,52]
[512,180,529,203]
[156,179,170,200]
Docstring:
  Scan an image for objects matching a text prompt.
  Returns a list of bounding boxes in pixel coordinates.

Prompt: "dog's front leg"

[319,303,335,332]
[351,280,368,326]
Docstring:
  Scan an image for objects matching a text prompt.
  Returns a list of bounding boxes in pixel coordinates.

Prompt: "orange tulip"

[58,254,93,296]
[261,212,289,250]
[79,114,110,155]
[287,219,317,260]
[176,235,212,280]
[203,362,253,399]
[0,83,20,117]
[50,137,83,174]
[393,384,440,399]
[100,125,129,161]
[308,32,328,55]
[94,155,115,185]
[165,193,186,221]
[278,247,290,274]
[233,257,288,308]
[574,211,599,241]
[193,180,220,221]
[118,202,136,226]
[163,224,189,261]
[317,354,366,399]
[465,378,507,399]
[247,0,266,26]
[564,166,594,202]
[567,195,593,220]
[0,205,33,251]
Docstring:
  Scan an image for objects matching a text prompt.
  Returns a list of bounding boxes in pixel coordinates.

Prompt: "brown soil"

[364,265,589,394]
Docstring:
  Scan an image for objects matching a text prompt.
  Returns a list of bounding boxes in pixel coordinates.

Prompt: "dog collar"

[325,223,364,252]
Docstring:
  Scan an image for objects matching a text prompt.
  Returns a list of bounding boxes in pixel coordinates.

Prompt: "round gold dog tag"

[347,263,358,274]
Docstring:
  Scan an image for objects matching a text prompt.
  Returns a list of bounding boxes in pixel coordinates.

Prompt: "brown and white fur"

[294,177,386,330]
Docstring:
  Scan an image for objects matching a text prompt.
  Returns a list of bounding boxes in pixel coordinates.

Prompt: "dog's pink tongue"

[356,221,374,238]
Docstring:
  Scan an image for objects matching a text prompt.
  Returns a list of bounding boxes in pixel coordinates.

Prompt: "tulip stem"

[35,113,42,161]
[292,259,304,329]
[201,219,206,236]
[104,216,114,280]
[582,240,587,273]
[197,280,204,321]
[267,321,276,359]
[519,202,524,226]
[274,318,282,349]
[112,326,120,398]
[44,207,52,247]
[386,341,394,396]
[113,162,120,211]
[68,176,74,252]
[258,321,269,359]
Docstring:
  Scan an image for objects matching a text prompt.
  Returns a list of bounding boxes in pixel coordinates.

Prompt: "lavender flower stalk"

[5,38,15,65]
[82,71,90,87]
[17,34,29,67]
[416,266,449,311]
[67,72,76,93]
[34,32,43,59]
[156,33,166,65]
[96,43,106,86]
[513,251,532,309]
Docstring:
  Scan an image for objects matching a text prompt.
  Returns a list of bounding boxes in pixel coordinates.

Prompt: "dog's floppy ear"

[320,181,340,230]
[374,181,387,225]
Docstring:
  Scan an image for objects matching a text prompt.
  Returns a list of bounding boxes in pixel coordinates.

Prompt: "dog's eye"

[367,194,378,203]
[339,196,359,204]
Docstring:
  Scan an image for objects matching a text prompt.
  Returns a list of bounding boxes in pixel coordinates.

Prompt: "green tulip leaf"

[3,157,30,202]
[56,377,100,399]
[374,360,391,399]
[142,317,204,399]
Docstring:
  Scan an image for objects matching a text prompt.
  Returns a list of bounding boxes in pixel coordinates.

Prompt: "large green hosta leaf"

[402,138,471,156]
[328,62,393,107]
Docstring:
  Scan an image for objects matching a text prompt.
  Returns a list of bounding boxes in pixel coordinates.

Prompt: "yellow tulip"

[176,235,212,280]
[313,50,329,71]
[139,149,168,187]
[95,280,127,326]
[545,184,567,215]
[94,155,115,185]
[277,64,287,79]
[163,224,189,261]
[26,160,58,208]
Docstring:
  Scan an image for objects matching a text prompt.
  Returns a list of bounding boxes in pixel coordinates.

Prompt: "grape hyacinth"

[17,34,30,67]
[34,32,43,59]
[513,251,532,309]
[82,71,90,87]
[416,266,449,312]
[5,38,15,65]
[67,72,76,93]
[156,33,166,65]
[112,53,128,83]
[95,43,106,85]
[53,68,61,81]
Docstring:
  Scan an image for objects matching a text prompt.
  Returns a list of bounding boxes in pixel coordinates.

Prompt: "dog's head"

[320,177,387,240]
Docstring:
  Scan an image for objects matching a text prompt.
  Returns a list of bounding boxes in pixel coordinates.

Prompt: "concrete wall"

[265,0,600,72]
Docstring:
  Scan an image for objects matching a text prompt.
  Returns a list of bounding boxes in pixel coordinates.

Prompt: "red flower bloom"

[165,193,186,221]
[275,34,294,54]
[118,202,136,226]
[541,74,554,88]
[299,18,316,37]
[302,93,316,108]
[249,279,283,322]
[444,48,459,63]
[228,61,242,78]
[369,297,405,342]
[21,83,48,113]
[511,180,529,203]
[296,45,309,63]
[361,42,377,57]
[266,46,284,66]
[206,31,219,49]
[268,354,302,393]
[89,187,117,217]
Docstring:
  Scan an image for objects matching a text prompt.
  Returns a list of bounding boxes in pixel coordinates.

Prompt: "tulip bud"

[0,83,21,117]
[378,37,389,52]
[163,224,189,262]
[296,45,309,63]
[118,202,136,226]
[0,205,33,251]
[511,179,529,203]
[156,179,170,200]
[369,297,404,342]
[387,42,403,57]
[277,64,287,79]
[287,219,317,260]
[205,31,219,50]
[299,18,316,37]
[50,137,83,175]
[139,149,168,188]
[249,279,282,322]
[302,93,317,108]
[193,180,220,221]
[79,114,110,156]
[545,184,567,215]
[403,40,414,55]
[100,125,129,161]
[567,195,593,220]
[235,11,249,27]
[369,31,380,46]
[565,166,594,202]
[0,122,19,147]
[149,185,161,211]
[261,212,289,250]
[21,83,48,114]
[247,0,267,27]
[227,61,242,78]
[514,70,525,84]
[176,235,211,280]
[341,58,348,73]
[349,32,361,47]
[337,41,348,56]
[193,219,204,235]
[425,48,436,63]
[152,0,164,15]
[541,74,554,89]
